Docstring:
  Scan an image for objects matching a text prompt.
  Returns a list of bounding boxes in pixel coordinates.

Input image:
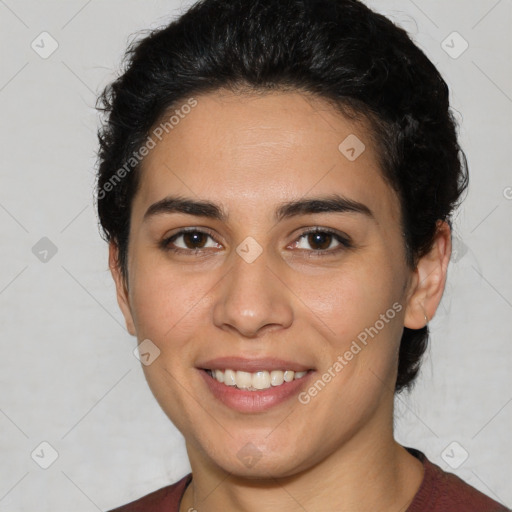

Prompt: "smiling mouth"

[204,368,311,391]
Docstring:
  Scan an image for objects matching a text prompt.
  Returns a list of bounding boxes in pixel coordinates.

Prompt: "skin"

[109,89,451,511]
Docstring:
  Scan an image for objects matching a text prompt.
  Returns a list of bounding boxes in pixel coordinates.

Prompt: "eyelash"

[159,227,353,257]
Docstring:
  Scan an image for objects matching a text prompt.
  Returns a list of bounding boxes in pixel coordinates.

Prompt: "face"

[110,89,447,478]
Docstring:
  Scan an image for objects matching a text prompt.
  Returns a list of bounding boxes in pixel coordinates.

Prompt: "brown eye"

[306,232,333,251]
[181,231,208,249]
[292,228,353,255]
[160,229,222,253]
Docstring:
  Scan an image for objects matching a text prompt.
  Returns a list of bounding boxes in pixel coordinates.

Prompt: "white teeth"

[224,369,236,386]
[270,370,284,386]
[252,371,271,390]
[208,368,308,390]
[235,370,253,389]
[283,370,294,382]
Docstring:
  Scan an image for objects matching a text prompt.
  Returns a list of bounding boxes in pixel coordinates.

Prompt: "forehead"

[132,89,400,225]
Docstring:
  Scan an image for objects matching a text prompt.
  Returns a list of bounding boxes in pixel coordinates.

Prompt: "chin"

[198,433,316,480]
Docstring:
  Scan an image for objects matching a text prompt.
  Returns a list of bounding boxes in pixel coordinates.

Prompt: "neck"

[180,413,424,512]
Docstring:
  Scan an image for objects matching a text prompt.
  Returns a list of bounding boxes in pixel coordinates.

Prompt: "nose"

[212,246,294,338]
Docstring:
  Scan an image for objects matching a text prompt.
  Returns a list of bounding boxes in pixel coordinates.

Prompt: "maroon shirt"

[108,447,510,511]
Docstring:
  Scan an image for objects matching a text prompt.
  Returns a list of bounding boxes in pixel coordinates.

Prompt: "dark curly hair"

[95,0,469,394]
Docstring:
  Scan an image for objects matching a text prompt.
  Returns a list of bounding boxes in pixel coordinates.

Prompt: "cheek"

[128,257,209,345]
[127,261,212,430]
[294,257,402,341]
[292,257,406,397]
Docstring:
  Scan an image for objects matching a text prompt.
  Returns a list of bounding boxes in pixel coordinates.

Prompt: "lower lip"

[199,369,314,413]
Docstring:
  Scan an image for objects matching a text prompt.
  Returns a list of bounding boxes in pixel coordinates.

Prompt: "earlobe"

[404,220,452,330]
[108,241,137,336]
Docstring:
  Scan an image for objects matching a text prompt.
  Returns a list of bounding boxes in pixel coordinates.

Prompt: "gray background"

[0,0,511,510]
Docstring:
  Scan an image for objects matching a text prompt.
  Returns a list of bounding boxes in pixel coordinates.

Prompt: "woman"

[95,0,509,510]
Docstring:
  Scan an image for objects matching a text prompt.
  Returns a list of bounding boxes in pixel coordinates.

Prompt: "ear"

[404,220,452,329]
[109,241,136,336]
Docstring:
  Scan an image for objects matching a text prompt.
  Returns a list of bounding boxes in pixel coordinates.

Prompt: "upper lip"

[197,357,313,373]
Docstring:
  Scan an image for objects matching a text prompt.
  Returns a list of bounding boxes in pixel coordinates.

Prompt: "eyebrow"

[143,194,374,223]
